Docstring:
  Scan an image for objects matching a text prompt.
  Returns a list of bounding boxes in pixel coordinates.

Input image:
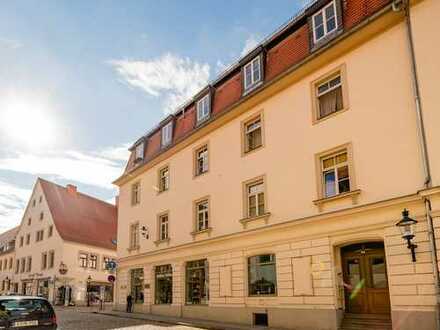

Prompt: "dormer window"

[243,56,262,92]
[312,1,338,43]
[196,94,210,123]
[161,121,173,148]
[135,142,144,162]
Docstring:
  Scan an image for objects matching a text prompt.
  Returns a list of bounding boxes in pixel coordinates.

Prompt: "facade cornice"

[118,191,422,264]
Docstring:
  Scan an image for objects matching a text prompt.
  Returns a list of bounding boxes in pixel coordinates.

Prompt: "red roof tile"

[0,226,18,249]
[39,178,117,250]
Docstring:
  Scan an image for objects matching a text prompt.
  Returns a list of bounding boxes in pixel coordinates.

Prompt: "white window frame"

[243,56,262,91]
[247,180,265,218]
[159,214,169,241]
[135,142,144,161]
[196,94,210,123]
[159,166,170,192]
[131,182,141,205]
[244,117,262,153]
[79,253,88,268]
[195,145,208,175]
[196,200,209,232]
[129,223,140,249]
[312,0,338,43]
[321,150,350,198]
[161,122,173,148]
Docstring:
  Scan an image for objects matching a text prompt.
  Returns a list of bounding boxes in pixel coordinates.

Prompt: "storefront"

[37,279,50,299]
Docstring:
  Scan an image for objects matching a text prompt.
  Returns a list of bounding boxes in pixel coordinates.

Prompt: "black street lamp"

[396,209,418,262]
[86,275,92,307]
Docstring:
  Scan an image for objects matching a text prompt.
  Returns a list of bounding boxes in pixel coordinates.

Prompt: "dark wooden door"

[342,244,391,314]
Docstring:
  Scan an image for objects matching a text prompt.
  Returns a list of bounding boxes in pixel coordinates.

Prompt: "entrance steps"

[339,313,392,330]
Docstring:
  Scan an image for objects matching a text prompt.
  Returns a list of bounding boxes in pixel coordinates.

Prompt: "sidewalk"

[94,309,272,330]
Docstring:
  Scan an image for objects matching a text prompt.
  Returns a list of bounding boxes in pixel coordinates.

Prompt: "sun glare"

[0,95,57,149]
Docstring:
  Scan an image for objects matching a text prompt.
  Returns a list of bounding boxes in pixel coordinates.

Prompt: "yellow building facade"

[114,0,440,329]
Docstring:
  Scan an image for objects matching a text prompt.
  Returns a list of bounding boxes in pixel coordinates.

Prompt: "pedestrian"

[126,294,133,313]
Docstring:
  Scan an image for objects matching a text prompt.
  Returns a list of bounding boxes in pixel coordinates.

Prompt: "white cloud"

[0,144,129,190]
[0,181,31,232]
[0,38,23,50]
[108,53,210,114]
[240,34,262,57]
[0,144,129,231]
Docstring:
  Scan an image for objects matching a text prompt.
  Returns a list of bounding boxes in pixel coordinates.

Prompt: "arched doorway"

[341,242,390,314]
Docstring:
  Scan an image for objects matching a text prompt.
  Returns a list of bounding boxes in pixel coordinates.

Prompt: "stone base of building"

[113,305,438,330]
[115,304,341,330]
[392,310,436,330]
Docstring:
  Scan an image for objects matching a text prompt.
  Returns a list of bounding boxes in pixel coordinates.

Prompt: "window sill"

[190,228,212,238]
[312,107,349,125]
[311,29,344,52]
[156,189,169,196]
[248,294,278,298]
[154,238,170,247]
[195,116,210,127]
[242,144,264,157]
[242,80,263,97]
[239,212,271,229]
[313,189,361,211]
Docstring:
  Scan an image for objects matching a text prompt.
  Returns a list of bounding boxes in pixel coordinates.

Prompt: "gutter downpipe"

[399,0,440,328]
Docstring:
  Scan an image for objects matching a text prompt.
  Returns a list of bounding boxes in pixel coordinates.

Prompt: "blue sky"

[0,0,308,232]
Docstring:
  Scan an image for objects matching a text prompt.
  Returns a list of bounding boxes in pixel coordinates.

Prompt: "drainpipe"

[395,0,440,328]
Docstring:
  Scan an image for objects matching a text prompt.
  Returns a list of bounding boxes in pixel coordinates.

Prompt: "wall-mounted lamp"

[396,209,418,262]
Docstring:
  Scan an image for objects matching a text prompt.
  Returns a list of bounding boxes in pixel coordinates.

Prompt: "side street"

[1,0,439,329]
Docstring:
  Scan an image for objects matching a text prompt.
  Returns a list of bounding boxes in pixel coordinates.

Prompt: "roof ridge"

[38,177,115,207]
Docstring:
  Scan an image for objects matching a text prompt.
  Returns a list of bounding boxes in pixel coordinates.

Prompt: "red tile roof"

[39,178,117,250]
[117,0,391,182]
[0,226,18,243]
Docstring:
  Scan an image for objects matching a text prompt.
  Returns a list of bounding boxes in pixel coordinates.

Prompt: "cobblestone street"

[56,308,205,330]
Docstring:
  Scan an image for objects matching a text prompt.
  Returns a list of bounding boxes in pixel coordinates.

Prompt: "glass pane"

[329,76,341,88]
[337,165,349,179]
[314,12,323,26]
[248,255,277,295]
[131,268,144,304]
[326,17,336,33]
[315,25,325,40]
[325,4,335,19]
[371,257,387,288]
[186,260,208,305]
[347,259,361,288]
[324,170,336,197]
[257,193,265,215]
[335,152,347,164]
[322,157,334,169]
[245,65,252,88]
[338,179,350,194]
[252,58,261,83]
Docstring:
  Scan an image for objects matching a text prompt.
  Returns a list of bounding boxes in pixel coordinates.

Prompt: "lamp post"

[86,275,92,307]
[396,209,418,262]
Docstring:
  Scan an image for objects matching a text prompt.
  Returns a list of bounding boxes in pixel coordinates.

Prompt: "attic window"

[161,121,173,148]
[243,56,262,92]
[135,142,144,162]
[312,1,338,43]
[196,94,210,123]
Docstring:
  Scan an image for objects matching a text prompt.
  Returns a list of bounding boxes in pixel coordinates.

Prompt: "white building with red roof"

[2,178,117,306]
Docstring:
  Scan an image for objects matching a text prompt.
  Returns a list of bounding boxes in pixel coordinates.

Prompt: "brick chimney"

[66,184,77,195]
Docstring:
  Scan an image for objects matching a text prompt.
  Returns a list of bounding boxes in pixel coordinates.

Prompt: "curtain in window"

[319,86,343,118]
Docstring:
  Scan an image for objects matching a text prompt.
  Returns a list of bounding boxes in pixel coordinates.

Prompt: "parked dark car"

[0,296,57,329]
